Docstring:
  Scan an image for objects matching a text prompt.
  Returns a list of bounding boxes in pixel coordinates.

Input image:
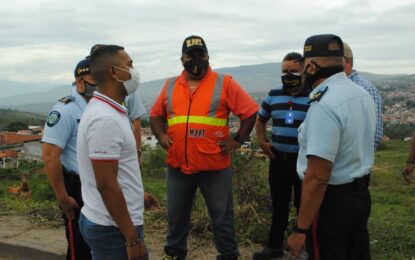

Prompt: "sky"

[1,0,414,86]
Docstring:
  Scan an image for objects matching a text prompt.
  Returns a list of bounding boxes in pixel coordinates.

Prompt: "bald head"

[343,42,354,76]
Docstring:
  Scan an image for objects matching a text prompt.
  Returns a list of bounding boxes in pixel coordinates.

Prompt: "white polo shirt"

[77,91,144,226]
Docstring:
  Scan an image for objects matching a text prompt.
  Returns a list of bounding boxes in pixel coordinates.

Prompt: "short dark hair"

[90,45,124,85]
[90,44,106,55]
[283,52,302,62]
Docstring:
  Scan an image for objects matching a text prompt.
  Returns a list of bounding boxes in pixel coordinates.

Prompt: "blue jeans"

[79,213,144,260]
[164,167,238,259]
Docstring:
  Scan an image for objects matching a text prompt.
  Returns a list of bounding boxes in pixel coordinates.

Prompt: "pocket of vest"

[196,142,221,154]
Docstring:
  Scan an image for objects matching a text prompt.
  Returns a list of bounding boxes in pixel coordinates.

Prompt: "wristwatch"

[293,223,308,234]
[125,238,140,248]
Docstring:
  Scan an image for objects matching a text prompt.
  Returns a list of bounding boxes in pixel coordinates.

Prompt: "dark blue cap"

[74,57,91,77]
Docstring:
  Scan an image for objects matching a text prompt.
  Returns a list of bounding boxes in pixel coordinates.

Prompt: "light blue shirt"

[297,72,376,185]
[42,88,87,174]
[349,70,383,150]
[125,90,146,121]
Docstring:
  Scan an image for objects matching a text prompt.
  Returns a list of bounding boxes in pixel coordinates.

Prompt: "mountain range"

[0,62,412,115]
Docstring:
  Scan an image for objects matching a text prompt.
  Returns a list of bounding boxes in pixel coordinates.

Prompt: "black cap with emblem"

[182,35,208,55]
[303,34,344,59]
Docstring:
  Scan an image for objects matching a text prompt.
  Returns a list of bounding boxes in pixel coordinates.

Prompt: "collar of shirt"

[309,71,347,97]
[348,70,360,81]
[93,91,128,115]
[71,87,88,110]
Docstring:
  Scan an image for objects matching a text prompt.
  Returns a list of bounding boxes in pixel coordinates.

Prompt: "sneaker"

[252,247,283,260]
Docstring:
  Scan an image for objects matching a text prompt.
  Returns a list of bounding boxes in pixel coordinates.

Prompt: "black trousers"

[62,171,91,260]
[306,187,371,260]
[268,152,302,249]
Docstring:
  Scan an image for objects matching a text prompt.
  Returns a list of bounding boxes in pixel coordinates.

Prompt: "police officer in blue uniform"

[42,57,96,259]
[253,52,310,259]
[287,34,376,260]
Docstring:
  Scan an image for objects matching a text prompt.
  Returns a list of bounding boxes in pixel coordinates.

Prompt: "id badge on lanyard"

[285,100,294,125]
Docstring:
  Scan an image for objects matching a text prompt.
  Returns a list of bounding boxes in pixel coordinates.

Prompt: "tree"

[6,121,28,131]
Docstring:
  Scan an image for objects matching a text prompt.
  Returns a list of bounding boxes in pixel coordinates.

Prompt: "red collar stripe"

[93,93,127,114]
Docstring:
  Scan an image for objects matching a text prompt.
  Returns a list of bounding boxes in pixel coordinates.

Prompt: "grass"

[1,141,415,258]
[369,141,415,259]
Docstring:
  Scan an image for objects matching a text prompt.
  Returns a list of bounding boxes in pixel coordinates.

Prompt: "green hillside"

[0,108,45,131]
[1,140,414,258]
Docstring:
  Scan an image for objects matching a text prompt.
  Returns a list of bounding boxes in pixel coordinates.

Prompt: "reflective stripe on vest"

[166,73,226,127]
[166,77,177,117]
[167,115,227,127]
[208,74,225,117]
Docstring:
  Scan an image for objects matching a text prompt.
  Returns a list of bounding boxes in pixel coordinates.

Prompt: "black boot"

[252,247,283,260]
[216,254,238,260]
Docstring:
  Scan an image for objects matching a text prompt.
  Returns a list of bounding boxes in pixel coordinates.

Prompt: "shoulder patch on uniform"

[308,86,328,104]
[46,111,61,127]
[58,96,74,104]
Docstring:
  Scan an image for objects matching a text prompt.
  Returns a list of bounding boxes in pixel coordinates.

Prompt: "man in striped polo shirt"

[253,52,310,259]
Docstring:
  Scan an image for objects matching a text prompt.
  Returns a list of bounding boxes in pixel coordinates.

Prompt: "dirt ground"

[0,215,294,260]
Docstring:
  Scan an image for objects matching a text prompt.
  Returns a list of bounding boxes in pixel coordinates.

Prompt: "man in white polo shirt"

[77,45,148,260]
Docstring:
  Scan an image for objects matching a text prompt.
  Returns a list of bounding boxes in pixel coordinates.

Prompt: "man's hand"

[402,164,415,184]
[159,133,173,150]
[58,195,79,220]
[288,232,306,257]
[218,139,240,154]
[144,192,160,210]
[259,141,275,159]
[138,153,143,166]
[127,241,149,260]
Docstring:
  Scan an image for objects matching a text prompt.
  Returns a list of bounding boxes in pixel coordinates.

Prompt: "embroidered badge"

[47,111,61,127]
[309,86,328,103]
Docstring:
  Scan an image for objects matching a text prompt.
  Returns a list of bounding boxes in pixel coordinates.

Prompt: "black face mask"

[302,62,344,90]
[183,58,209,79]
[281,72,302,92]
[81,81,97,99]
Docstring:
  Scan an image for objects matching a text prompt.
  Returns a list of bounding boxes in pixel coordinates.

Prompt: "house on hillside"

[0,128,43,164]
[0,150,19,168]
[142,128,158,149]
[21,141,42,161]
[0,131,42,146]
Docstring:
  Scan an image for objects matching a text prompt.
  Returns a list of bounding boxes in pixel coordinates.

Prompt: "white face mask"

[113,66,140,95]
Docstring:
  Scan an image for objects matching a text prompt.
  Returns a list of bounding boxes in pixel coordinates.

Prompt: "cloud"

[0,0,414,85]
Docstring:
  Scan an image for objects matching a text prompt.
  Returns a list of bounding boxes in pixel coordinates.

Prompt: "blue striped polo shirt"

[258,86,310,153]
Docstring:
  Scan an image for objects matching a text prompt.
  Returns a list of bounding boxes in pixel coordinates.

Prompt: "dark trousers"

[63,171,92,260]
[268,152,301,249]
[306,187,371,260]
[164,167,238,259]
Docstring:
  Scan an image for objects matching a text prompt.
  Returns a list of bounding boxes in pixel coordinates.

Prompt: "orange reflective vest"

[164,71,232,174]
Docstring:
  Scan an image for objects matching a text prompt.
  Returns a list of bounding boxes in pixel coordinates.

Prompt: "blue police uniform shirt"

[258,86,310,153]
[297,72,376,185]
[125,90,146,121]
[42,88,87,174]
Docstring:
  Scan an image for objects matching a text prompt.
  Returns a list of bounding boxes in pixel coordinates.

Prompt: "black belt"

[326,174,370,194]
[271,148,298,160]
